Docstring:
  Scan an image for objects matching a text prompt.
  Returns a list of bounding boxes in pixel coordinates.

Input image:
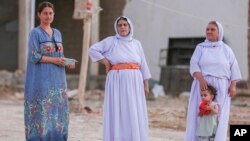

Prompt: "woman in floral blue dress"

[24,1,75,141]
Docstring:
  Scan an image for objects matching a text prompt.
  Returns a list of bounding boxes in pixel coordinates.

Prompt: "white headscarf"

[215,21,224,41]
[201,21,224,47]
[114,16,133,41]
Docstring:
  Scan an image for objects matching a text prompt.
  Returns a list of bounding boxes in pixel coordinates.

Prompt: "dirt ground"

[0,86,250,141]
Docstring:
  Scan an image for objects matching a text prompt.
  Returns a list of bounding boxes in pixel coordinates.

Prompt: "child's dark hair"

[207,84,217,101]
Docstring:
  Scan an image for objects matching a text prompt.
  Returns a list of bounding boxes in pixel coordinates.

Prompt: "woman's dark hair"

[116,17,130,27]
[117,17,128,23]
[37,1,54,14]
[37,2,58,51]
[207,84,217,101]
[208,21,218,30]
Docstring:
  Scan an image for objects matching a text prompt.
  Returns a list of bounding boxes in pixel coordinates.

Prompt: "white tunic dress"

[184,41,241,141]
[89,16,151,141]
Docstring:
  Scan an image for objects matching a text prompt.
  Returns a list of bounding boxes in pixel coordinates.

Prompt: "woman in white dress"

[88,16,151,141]
[184,21,242,141]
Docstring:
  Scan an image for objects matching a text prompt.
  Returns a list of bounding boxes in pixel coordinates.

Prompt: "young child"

[196,84,219,141]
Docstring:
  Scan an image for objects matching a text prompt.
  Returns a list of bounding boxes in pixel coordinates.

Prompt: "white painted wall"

[124,0,248,81]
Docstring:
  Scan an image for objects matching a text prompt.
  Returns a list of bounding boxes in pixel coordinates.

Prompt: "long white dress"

[184,21,242,141]
[89,16,151,141]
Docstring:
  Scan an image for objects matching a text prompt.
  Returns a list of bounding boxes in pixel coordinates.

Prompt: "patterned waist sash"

[111,63,140,70]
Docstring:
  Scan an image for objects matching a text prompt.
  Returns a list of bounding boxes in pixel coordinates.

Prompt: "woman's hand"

[228,81,237,97]
[53,57,66,66]
[98,58,111,73]
[199,78,208,91]
[41,56,66,66]
[104,62,111,73]
[67,64,75,69]
[144,80,149,97]
[193,72,208,91]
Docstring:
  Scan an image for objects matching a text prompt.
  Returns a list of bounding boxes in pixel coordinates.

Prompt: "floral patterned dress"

[24,27,68,141]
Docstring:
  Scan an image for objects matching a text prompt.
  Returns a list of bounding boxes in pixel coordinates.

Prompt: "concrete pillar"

[18,0,35,72]
[89,0,100,75]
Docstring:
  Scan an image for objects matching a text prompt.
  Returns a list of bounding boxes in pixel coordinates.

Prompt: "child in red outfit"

[196,84,219,141]
[199,99,211,116]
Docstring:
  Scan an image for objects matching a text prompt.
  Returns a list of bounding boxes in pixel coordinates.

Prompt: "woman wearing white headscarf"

[89,16,151,141]
[184,21,242,141]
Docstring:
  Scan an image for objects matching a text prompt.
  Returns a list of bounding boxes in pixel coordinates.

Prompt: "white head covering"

[114,16,133,41]
[201,21,224,47]
[215,21,224,41]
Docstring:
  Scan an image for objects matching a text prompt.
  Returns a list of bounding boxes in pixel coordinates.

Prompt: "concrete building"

[123,0,249,94]
[124,0,248,81]
[0,0,249,92]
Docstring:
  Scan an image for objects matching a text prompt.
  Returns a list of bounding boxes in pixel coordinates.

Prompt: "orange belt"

[111,63,140,70]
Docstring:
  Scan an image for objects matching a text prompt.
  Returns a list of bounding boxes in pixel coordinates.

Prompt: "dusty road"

[0,91,185,141]
[1,87,250,141]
